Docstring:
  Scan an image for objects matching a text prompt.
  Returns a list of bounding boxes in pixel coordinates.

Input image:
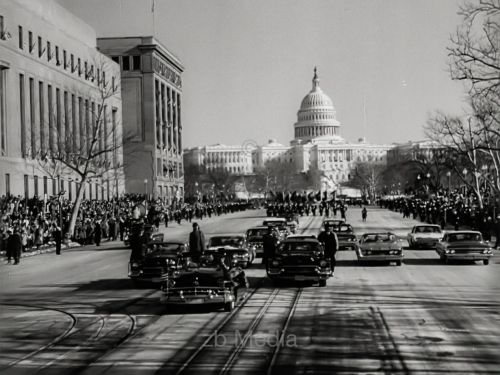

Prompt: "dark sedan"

[436,231,493,265]
[128,241,188,284]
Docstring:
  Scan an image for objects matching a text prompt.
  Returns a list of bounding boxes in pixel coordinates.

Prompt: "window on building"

[28,31,33,53]
[33,175,38,196]
[5,173,10,195]
[18,26,23,49]
[132,55,141,70]
[60,179,64,193]
[43,176,47,195]
[0,16,4,37]
[70,54,74,72]
[122,56,130,71]
[52,177,56,195]
[77,58,81,76]
[68,180,72,200]
[39,81,45,153]
[48,84,53,152]
[24,174,29,198]
[19,74,27,157]
[46,40,51,61]
[111,56,119,64]
[29,78,35,158]
[0,67,5,155]
[63,50,67,69]
[55,45,60,65]
[37,36,42,57]
[56,88,61,151]
[112,108,117,167]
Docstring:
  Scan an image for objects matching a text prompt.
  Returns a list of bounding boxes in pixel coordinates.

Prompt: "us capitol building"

[184,69,393,191]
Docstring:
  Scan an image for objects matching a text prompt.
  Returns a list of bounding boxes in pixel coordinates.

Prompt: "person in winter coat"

[94,221,102,246]
[8,227,23,265]
[188,222,206,261]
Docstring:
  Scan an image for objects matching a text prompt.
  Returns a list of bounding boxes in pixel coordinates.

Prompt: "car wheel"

[224,301,235,312]
[483,259,489,265]
[318,279,327,287]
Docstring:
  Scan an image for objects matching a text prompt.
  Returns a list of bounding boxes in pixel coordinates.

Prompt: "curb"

[0,242,82,259]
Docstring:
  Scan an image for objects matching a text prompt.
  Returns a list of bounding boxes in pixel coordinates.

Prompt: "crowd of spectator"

[0,193,252,262]
[378,190,500,247]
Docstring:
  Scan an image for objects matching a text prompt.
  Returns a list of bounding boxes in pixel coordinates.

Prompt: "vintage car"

[267,238,332,286]
[436,231,493,265]
[286,234,317,240]
[124,221,160,248]
[407,224,443,249]
[206,235,255,268]
[356,232,403,265]
[318,223,357,250]
[128,241,188,284]
[246,226,267,257]
[160,251,249,311]
[321,218,345,229]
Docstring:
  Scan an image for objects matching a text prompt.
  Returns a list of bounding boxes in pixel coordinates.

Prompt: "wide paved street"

[1,207,499,374]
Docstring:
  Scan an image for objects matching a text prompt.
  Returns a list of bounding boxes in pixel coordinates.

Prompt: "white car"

[407,224,443,249]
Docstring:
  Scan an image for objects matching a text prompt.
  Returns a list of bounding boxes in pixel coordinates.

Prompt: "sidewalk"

[0,241,82,259]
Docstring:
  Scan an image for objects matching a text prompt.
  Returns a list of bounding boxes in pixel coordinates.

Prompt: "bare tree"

[343,162,385,200]
[31,56,126,236]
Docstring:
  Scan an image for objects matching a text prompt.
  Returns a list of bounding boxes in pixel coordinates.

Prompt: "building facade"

[0,0,124,200]
[184,69,393,192]
[184,144,254,175]
[97,37,184,202]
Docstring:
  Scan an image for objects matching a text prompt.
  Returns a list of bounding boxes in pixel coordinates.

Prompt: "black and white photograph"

[0,0,499,373]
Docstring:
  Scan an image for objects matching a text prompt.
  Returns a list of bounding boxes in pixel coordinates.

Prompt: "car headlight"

[319,260,328,267]
[450,249,455,254]
[483,249,492,254]
[271,260,281,267]
[366,250,371,255]
[131,262,140,268]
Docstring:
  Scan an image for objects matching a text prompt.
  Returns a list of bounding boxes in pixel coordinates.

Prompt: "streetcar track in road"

[0,289,156,371]
[370,306,409,375]
[266,287,302,375]
[173,215,317,374]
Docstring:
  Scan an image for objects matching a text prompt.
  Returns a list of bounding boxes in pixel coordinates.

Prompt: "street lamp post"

[144,179,148,213]
[57,190,66,232]
[446,171,451,195]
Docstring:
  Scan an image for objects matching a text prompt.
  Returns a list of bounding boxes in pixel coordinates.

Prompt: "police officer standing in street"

[262,226,278,270]
[189,222,206,262]
[318,224,339,273]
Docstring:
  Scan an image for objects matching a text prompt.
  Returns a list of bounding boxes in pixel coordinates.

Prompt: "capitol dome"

[293,68,342,143]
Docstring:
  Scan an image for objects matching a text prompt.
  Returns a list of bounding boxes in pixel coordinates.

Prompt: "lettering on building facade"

[152,56,182,88]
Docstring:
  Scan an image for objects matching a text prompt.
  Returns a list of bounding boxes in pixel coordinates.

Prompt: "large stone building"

[0,0,124,199]
[97,37,184,202]
[184,69,393,191]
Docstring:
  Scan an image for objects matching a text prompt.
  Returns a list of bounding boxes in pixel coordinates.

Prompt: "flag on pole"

[151,0,155,12]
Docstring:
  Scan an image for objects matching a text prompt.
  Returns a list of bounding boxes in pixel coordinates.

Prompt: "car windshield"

[280,242,319,253]
[335,224,353,233]
[263,220,286,226]
[247,229,265,238]
[362,234,396,243]
[209,237,243,247]
[446,233,482,242]
[415,226,441,233]
[147,243,184,255]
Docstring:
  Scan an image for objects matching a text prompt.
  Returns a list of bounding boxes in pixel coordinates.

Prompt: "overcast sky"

[60,0,467,148]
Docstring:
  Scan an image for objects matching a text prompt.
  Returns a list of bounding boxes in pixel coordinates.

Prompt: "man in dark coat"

[317,224,339,273]
[53,224,62,255]
[189,222,206,261]
[94,221,102,246]
[8,227,23,265]
[262,226,279,270]
[494,215,500,249]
